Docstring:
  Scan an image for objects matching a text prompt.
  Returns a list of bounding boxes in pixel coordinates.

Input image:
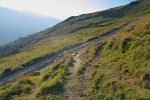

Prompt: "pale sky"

[0,0,135,20]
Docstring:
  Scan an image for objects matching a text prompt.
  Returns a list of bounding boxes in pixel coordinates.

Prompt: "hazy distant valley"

[0,7,60,45]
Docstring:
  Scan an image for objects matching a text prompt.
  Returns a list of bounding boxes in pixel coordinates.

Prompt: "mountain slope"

[0,7,60,45]
[0,0,150,58]
[0,13,149,100]
[0,0,149,75]
[80,15,150,99]
[0,0,150,99]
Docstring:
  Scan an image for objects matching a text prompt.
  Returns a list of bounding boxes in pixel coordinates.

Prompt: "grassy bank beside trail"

[83,15,150,100]
[0,57,72,100]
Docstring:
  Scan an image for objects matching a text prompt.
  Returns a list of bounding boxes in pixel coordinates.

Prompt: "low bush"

[0,84,32,100]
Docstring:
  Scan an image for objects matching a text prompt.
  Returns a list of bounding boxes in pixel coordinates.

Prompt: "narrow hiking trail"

[64,51,83,100]
[63,49,92,100]
[71,53,81,74]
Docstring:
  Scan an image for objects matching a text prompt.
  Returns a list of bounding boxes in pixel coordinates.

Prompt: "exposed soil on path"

[63,49,93,100]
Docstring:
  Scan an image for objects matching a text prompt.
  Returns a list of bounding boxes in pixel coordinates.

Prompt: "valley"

[0,7,60,45]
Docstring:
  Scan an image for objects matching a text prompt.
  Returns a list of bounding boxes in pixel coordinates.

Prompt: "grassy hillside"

[83,14,150,100]
[0,0,150,99]
[0,19,127,76]
[1,0,150,58]
[0,13,149,100]
[0,0,150,77]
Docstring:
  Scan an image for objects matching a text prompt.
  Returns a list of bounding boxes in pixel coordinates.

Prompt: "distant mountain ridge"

[0,7,60,45]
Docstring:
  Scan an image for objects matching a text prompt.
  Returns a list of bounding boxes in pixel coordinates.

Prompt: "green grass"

[0,17,129,77]
[0,57,72,100]
[84,15,150,99]
[77,44,100,76]
[1,0,150,76]
[0,0,150,99]
[0,15,150,100]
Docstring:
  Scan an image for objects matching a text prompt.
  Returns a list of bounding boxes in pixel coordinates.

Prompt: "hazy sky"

[0,0,136,20]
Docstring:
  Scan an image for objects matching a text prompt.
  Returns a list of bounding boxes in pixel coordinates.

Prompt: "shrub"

[116,92,126,100]
[142,81,150,90]
[1,68,13,77]
[39,82,64,95]
[19,79,34,85]
[0,84,32,100]
[120,38,131,53]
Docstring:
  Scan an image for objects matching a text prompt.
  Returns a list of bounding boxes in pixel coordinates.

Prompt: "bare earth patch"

[63,49,90,100]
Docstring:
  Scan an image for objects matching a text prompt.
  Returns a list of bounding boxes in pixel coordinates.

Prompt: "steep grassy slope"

[0,0,150,78]
[83,14,150,100]
[0,14,149,100]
